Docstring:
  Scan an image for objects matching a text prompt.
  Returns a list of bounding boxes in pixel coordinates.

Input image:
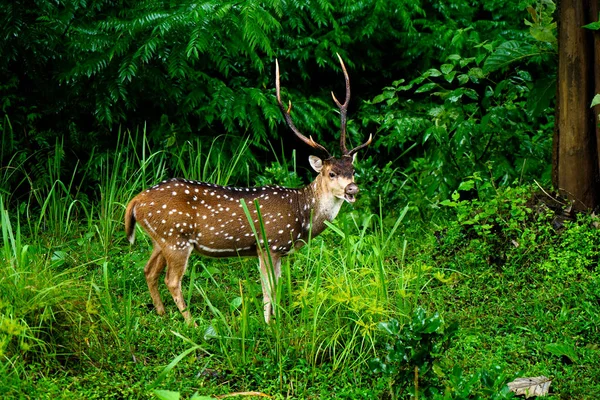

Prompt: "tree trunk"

[554,0,599,211]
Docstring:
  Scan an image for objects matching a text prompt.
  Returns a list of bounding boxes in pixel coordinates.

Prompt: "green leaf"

[468,67,485,83]
[440,199,457,207]
[458,180,475,192]
[527,76,556,117]
[545,343,579,363]
[372,90,395,104]
[582,16,600,30]
[440,64,454,75]
[457,74,469,85]
[483,40,538,73]
[426,68,442,77]
[530,23,557,43]
[422,314,442,334]
[230,296,242,311]
[378,319,400,336]
[154,390,180,400]
[459,57,476,68]
[444,70,457,83]
[591,93,600,108]
[415,83,437,93]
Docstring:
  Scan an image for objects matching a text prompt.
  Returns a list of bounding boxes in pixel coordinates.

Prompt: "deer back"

[126,178,323,257]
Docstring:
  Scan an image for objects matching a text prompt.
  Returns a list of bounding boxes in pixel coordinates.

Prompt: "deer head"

[275,54,372,209]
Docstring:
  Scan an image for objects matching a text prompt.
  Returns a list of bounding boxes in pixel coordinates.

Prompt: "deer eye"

[329,171,336,178]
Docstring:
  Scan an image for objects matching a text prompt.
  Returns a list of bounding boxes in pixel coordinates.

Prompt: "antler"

[331,53,351,155]
[331,53,373,156]
[276,60,331,158]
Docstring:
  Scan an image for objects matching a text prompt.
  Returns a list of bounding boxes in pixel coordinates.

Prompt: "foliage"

[363,52,553,212]
[2,135,600,397]
[0,194,90,394]
[429,184,600,398]
[360,1,556,215]
[0,0,553,213]
[370,307,517,399]
[370,307,459,397]
[0,0,425,155]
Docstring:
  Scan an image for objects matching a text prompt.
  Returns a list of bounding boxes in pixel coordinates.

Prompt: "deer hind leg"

[163,244,194,323]
[259,252,282,324]
[144,242,168,315]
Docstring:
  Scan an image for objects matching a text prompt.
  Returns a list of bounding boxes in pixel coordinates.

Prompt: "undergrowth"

[1,134,599,399]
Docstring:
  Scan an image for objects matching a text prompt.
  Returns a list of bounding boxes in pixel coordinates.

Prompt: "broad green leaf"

[462,88,478,100]
[527,76,556,117]
[440,199,457,207]
[459,57,476,68]
[410,75,427,86]
[422,315,442,333]
[372,90,395,104]
[458,180,475,191]
[415,83,437,93]
[483,40,537,73]
[582,17,600,30]
[426,68,442,77]
[440,64,454,75]
[545,343,579,362]
[591,93,600,108]
[468,67,484,83]
[530,24,557,43]
[444,70,457,83]
[378,319,400,336]
[230,296,242,310]
[154,390,180,400]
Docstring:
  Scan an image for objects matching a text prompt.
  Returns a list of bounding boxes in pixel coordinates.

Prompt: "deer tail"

[125,199,137,244]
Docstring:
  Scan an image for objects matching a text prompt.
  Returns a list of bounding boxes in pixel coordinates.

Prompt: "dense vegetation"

[2,0,599,398]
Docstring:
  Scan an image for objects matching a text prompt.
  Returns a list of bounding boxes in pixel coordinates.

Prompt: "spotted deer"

[125,54,372,324]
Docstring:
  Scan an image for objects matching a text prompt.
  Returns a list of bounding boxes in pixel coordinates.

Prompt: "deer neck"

[300,176,344,238]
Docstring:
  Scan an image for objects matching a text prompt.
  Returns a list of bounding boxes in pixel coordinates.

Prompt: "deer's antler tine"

[333,53,351,155]
[276,59,331,157]
[347,133,373,156]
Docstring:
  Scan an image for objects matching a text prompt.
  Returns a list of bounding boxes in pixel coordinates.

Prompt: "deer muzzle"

[344,183,359,203]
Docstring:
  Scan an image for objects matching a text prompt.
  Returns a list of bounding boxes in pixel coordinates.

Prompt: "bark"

[593,2,600,173]
[555,0,598,210]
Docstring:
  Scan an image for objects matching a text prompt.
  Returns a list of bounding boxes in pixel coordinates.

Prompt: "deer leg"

[163,245,194,323]
[144,243,168,315]
[259,252,281,324]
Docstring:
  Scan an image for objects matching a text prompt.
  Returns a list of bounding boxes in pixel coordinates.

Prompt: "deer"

[125,54,372,324]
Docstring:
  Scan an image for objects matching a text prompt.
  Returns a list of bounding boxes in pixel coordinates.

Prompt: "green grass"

[1,135,599,399]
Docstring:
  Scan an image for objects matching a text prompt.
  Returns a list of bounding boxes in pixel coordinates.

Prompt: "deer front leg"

[259,252,281,324]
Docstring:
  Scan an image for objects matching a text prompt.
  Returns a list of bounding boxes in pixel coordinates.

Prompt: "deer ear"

[352,153,357,164]
[309,155,323,172]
